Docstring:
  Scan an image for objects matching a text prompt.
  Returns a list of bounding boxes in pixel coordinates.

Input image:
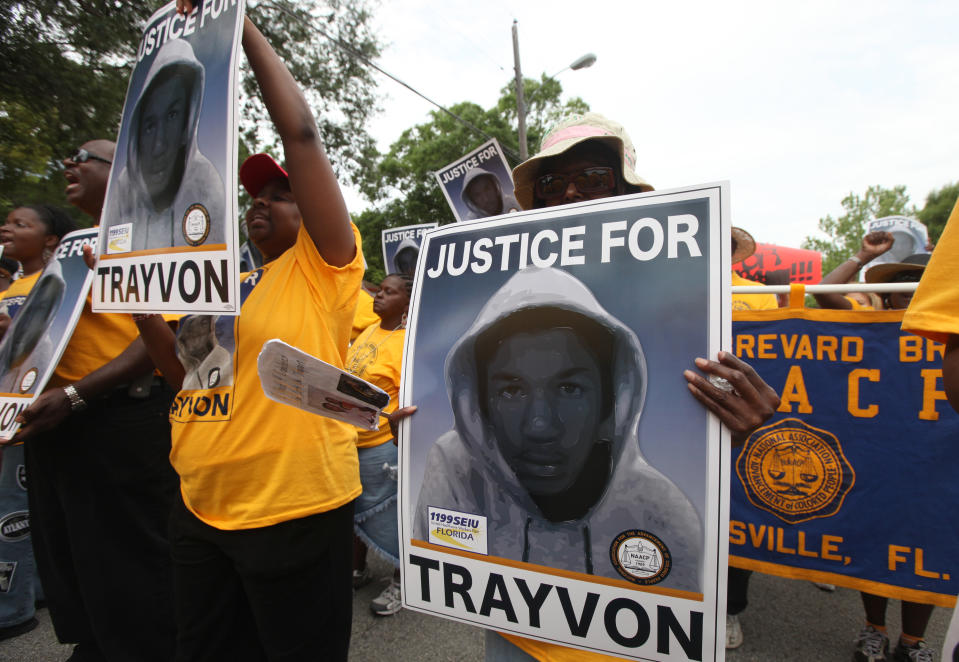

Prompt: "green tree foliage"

[355,76,588,283]
[0,0,380,223]
[917,181,959,245]
[802,185,915,276]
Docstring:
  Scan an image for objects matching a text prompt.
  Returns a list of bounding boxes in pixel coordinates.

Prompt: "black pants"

[170,495,354,662]
[727,567,752,615]
[25,382,178,662]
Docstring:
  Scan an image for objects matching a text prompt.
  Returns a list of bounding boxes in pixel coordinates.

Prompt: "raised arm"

[175,0,355,265]
[813,231,893,310]
[241,17,355,266]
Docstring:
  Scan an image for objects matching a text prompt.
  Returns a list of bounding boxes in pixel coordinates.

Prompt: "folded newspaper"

[257,339,389,431]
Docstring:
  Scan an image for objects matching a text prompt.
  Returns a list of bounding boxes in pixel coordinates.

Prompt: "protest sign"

[94,0,244,314]
[434,139,520,222]
[399,184,731,660]
[0,229,98,440]
[863,216,930,272]
[381,223,437,276]
[730,308,959,608]
[734,243,821,285]
[257,339,389,431]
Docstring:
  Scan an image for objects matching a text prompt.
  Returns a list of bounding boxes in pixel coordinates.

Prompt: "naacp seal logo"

[737,418,855,524]
[609,530,671,585]
[19,368,37,393]
[182,204,211,246]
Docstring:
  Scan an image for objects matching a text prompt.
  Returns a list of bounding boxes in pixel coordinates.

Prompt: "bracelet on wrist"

[62,384,87,412]
[848,255,863,267]
[131,313,159,323]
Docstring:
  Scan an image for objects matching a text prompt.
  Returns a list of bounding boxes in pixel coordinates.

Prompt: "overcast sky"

[339,0,958,249]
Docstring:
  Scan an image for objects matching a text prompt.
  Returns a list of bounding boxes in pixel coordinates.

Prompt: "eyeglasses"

[67,149,112,166]
[535,167,615,200]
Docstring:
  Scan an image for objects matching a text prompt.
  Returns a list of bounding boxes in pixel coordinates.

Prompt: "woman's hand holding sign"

[684,351,780,447]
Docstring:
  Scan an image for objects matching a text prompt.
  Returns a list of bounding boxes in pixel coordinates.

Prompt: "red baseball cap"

[239,153,289,197]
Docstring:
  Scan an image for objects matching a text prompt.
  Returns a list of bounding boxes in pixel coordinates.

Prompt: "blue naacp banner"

[731,307,959,607]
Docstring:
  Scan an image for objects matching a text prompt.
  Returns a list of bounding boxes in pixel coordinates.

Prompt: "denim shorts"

[353,442,398,565]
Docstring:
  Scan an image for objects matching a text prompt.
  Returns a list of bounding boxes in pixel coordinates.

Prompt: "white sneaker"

[725,613,743,649]
[854,625,890,662]
[370,578,402,616]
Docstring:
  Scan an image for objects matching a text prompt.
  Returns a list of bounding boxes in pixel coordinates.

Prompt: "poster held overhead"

[381,223,437,276]
[94,0,244,314]
[399,184,731,661]
[0,229,98,440]
[434,139,520,222]
[863,216,930,273]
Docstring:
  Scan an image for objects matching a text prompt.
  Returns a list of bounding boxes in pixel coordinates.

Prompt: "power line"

[262,1,522,162]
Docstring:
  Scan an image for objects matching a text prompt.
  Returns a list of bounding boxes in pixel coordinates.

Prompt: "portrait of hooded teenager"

[459,168,520,221]
[413,266,703,592]
[0,260,66,395]
[391,238,420,277]
[104,38,225,251]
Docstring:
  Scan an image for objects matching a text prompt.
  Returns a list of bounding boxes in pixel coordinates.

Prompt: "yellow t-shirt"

[50,294,141,387]
[0,271,40,318]
[731,272,779,310]
[352,289,379,341]
[902,199,959,343]
[347,323,405,448]
[170,224,364,530]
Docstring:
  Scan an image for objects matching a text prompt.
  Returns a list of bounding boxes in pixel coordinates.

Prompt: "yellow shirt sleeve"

[731,272,779,311]
[902,199,959,344]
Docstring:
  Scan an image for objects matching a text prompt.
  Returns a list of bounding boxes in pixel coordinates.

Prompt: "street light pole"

[512,20,596,162]
[512,20,528,161]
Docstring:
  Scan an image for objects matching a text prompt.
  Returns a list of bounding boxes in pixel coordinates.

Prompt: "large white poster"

[434,139,520,222]
[399,184,732,660]
[94,0,244,314]
[0,229,98,440]
[381,223,437,276]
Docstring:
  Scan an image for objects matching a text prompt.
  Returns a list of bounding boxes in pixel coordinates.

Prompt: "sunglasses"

[67,148,112,166]
[535,166,616,200]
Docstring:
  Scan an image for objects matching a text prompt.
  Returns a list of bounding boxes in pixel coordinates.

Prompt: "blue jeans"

[0,443,37,628]
[353,442,398,566]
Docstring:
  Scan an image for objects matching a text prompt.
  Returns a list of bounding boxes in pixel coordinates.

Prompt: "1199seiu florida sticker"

[399,184,732,661]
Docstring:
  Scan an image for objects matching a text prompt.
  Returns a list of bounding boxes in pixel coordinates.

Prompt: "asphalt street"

[0,554,950,661]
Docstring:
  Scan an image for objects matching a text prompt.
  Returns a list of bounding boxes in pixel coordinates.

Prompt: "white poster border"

[92,0,244,314]
[398,183,731,661]
[434,138,515,223]
[380,222,438,276]
[0,228,99,440]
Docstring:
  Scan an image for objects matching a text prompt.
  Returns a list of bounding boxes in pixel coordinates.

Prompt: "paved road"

[0,555,949,661]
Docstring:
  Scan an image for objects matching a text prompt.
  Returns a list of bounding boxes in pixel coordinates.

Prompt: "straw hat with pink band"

[511,112,654,210]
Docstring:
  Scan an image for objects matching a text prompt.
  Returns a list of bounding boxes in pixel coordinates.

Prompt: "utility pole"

[512,19,528,161]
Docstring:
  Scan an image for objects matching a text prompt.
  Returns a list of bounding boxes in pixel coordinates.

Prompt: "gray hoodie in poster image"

[413,267,702,592]
[105,38,225,252]
[459,167,520,221]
